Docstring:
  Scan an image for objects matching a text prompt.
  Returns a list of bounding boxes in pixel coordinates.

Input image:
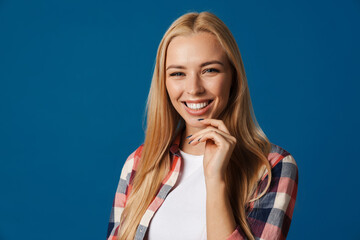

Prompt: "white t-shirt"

[146,150,207,240]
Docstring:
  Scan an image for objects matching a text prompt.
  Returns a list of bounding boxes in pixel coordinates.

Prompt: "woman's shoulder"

[262,143,298,181]
[125,144,144,162]
[120,144,144,176]
[268,143,297,167]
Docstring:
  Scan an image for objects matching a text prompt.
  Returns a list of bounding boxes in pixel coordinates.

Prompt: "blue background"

[1,0,359,239]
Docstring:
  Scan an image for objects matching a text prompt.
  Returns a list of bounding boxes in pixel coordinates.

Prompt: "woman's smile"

[182,99,214,116]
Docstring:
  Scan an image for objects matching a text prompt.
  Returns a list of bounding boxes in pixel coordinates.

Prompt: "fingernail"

[186,135,192,139]
[188,140,193,144]
[198,118,204,121]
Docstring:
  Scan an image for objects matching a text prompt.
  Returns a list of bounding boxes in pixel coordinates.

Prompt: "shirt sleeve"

[106,148,139,240]
[225,154,298,240]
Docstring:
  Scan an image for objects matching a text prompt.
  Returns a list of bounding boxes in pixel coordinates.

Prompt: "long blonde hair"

[118,11,272,240]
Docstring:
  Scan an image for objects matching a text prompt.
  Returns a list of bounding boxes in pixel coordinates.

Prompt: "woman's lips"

[182,100,213,116]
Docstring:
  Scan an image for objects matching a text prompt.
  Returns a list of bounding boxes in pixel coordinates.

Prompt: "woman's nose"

[185,73,205,95]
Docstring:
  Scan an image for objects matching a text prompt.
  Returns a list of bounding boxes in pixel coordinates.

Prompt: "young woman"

[107,11,298,240]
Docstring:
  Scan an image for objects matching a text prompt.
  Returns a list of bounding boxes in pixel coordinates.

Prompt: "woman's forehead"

[166,32,228,67]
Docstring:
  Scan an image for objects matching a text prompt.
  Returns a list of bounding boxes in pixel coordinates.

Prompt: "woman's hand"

[187,118,236,184]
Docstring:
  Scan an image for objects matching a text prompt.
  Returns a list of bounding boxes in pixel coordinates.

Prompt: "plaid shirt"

[107,134,298,240]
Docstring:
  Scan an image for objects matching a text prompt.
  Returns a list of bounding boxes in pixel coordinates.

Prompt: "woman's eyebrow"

[166,60,224,71]
[200,60,224,67]
[166,65,186,71]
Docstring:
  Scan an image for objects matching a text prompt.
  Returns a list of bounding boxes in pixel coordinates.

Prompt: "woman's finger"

[189,128,236,146]
[194,130,233,148]
[188,126,230,143]
[197,118,230,134]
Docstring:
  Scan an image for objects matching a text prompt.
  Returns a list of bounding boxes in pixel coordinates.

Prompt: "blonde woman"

[107,11,298,240]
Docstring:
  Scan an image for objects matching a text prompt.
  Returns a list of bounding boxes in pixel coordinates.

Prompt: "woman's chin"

[183,118,207,129]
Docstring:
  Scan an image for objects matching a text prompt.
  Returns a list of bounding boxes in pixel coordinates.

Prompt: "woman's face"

[165,32,233,129]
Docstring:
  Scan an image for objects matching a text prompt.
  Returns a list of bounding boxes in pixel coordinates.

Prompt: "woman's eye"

[203,68,219,74]
[169,72,184,77]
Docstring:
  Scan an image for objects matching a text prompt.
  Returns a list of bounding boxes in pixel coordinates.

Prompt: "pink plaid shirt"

[107,134,298,240]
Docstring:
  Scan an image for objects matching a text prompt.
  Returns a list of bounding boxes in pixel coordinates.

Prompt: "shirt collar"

[169,132,181,156]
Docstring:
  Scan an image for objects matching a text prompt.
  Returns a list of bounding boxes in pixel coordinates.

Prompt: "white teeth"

[186,101,209,110]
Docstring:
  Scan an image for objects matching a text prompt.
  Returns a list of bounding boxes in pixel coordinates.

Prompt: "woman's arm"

[106,147,141,240]
[206,179,238,239]
[188,119,298,240]
[225,154,298,240]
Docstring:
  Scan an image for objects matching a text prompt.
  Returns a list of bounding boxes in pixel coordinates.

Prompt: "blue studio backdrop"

[1,0,359,239]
